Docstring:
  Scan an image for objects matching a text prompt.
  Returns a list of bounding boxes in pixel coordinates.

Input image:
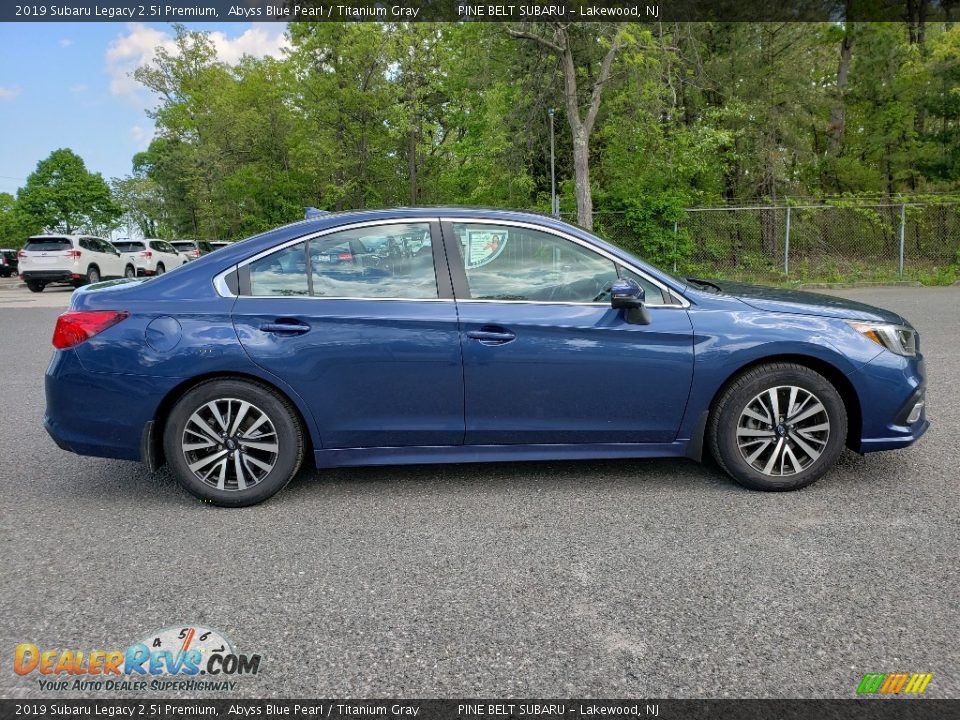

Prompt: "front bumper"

[850,349,929,453]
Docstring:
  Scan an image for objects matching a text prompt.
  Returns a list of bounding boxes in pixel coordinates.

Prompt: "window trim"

[225,219,450,302]
[214,216,690,309]
[439,217,689,309]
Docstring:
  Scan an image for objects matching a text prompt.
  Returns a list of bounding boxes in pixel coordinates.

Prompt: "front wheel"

[155,263,165,275]
[163,379,305,507]
[86,266,100,284]
[124,264,136,279]
[709,363,847,491]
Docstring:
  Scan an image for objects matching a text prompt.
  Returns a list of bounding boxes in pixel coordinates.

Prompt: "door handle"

[260,319,311,336]
[466,327,516,345]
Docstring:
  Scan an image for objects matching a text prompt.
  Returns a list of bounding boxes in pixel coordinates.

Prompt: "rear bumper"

[44,349,177,462]
[22,270,79,283]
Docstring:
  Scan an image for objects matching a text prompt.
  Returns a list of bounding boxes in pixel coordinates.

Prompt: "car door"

[443,219,695,445]
[90,237,121,277]
[231,219,465,449]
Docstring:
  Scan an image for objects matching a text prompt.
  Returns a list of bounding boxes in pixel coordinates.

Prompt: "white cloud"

[0,86,21,101]
[60,38,73,48]
[130,124,154,149]
[105,23,288,105]
[206,25,289,65]
[105,23,176,103]
[70,83,88,94]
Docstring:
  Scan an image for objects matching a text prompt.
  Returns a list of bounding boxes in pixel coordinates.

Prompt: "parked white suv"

[18,235,138,293]
[111,239,186,277]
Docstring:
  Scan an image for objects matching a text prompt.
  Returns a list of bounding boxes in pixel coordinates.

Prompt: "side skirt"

[315,441,691,469]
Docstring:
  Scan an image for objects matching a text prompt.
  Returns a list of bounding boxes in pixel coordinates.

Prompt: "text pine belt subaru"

[44,209,928,507]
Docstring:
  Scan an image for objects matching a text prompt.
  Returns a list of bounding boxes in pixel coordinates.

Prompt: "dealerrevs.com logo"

[14,625,261,692]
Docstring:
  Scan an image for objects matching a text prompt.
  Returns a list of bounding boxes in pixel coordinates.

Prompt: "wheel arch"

[688,353,862,461]
[144,371,316,470]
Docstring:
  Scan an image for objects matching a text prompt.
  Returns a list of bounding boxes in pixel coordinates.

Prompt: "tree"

[17,149,121,234]
[506,23,634,230]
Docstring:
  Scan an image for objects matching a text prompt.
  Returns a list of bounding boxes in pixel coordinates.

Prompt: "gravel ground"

[0,283,957,699]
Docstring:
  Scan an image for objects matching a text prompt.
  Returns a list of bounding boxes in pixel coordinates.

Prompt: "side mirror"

[610,278,651,325]
[610,278,645,309]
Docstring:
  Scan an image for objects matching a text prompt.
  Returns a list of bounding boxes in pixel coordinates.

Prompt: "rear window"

[113,242,145,252]
[171,242,195,251]
[24,238,73,252]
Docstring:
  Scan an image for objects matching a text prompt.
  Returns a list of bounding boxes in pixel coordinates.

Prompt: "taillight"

[191,249,201,257]
[17,250,26,259]
[337,252,353,261]
[52,311,129,350]
[140,251,153,258]
[66,250,82,259]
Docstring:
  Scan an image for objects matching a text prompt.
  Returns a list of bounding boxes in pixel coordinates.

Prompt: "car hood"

[698,280,906,325]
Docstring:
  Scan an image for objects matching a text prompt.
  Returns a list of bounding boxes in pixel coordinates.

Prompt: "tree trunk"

[572,130,592,229]
[827,21,853,159]
[408,127,418,206]
[907,0,929,136]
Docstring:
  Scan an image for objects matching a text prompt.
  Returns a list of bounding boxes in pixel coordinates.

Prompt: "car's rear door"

[231,219,465,449]
[443,219,694,445]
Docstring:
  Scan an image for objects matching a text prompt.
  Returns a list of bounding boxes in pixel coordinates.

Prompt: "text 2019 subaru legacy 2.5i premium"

[44,208,928,506]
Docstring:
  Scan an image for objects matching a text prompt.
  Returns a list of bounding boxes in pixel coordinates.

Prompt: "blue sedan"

[44,209,928,506]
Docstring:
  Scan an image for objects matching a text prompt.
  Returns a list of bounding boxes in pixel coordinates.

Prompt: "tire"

[86,266,100,284]
[155,263,165,275]
[163,378,305,507]
[708,363,847,491]
[124,264,136,279]
[26,280,45,293]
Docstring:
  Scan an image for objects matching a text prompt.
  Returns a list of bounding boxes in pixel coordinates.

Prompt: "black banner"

[1,700,959,720]
[1,0,957,23]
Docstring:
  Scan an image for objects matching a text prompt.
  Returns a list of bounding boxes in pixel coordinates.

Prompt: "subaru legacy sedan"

[44,208,928,506]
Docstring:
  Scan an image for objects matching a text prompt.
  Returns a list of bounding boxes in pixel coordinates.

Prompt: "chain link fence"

[575,202,960,285]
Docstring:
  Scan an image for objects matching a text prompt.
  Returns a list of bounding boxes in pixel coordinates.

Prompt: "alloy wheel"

[180,398,279,491]
[736,385,830,476]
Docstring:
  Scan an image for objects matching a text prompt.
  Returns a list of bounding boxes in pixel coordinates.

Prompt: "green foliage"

[16,149,121,235]
[81,17,960,275]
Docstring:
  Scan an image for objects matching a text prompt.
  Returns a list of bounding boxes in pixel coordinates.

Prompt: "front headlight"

[848,321,917,357]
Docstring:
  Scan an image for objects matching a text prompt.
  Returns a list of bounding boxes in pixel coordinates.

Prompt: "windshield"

[24,238,72,252]
[171,242,196,251]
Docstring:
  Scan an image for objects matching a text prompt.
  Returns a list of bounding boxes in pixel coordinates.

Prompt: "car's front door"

[445,220,695,445]
[232,220,465,449]
[90,237,122,277]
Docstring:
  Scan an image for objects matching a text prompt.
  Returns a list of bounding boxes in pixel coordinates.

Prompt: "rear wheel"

[26,280,45,293]
[709,363,847,491]
[163,379,305,507]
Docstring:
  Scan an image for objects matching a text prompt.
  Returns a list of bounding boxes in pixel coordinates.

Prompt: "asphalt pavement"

[0,277,957,699]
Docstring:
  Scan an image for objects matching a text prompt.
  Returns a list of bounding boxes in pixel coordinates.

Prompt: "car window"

[309,223,438,299]
[115,242,145,252]
[245,224,438,300]
[249,242,310,296]
[89,238,112,254]
[618,266,667,305]
[199,241,213,253]
[24,238,72,252]
[171,242,195,252]
[451,223,618,302]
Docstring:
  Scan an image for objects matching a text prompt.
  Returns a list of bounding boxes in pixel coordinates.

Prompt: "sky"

[0,21,290,197]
